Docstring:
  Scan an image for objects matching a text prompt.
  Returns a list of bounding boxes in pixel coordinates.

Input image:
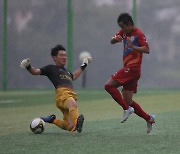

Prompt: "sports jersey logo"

[60,74,72,81]
[124,68,130,73]
[129,36,134,41]
[123,33,126,38]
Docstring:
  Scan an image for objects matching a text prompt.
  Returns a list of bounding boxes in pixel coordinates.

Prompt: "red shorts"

[111,65,141,93]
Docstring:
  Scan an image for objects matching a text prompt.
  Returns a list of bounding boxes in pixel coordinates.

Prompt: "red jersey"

[115,28,149,67]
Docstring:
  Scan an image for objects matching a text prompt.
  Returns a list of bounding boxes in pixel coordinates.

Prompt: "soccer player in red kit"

[104,13,155,133]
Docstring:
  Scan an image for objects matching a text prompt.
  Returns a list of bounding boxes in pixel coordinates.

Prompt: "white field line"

[0,100,23,104]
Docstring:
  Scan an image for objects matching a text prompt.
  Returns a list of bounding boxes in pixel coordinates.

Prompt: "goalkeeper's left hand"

[82,57,92,65]
[81,57,92,70]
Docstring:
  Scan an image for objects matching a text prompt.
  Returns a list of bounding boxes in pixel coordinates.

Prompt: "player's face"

[54,50,67,66]
[118,22,134,35]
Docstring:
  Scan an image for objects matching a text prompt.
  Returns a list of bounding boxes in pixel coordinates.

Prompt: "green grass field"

[0,89,180,154]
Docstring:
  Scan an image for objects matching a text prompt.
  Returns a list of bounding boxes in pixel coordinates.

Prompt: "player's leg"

[53,88,84,132]
[46,99,83,133]
[41,113,70,130]
[65,97,79,130]
[53,118,69,130]
[122,90,155,133]
[42,88,84,132]
[41,114,56,123]
[131,101,155,133]
[104,78,134,122]
[120,90,135,123]
[65,97,84,133]
[130,100,150,121]
[104,78,129,110]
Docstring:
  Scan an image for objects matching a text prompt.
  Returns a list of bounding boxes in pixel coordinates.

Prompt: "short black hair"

[51,44,66,57]
[117,13,134,25]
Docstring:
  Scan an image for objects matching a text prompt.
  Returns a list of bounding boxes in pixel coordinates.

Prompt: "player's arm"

[111,34,123,44]
[131,45,149,54]
[20,58,41,75]
[72,57,92,80]
[127,37,150,54]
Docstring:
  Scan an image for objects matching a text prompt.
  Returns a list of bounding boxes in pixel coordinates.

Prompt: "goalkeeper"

[20,44,92,133]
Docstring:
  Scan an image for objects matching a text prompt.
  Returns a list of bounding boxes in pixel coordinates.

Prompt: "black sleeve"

[40,65,51,76]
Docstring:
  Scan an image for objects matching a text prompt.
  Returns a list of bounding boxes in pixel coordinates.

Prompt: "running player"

[104,13,155,133]
[20,44,92,133]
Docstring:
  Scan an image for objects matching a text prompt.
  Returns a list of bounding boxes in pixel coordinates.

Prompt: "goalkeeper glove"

[80,57,92,70]
[20,58,31,70]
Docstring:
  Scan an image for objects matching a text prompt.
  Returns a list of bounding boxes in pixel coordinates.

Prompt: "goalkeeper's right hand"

[20,58,31,70]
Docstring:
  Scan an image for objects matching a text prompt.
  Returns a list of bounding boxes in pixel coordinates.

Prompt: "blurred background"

[0,0,180,90]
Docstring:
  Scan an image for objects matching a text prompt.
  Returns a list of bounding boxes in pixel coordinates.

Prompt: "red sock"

[130,101,150,121]
[105,85,129,110]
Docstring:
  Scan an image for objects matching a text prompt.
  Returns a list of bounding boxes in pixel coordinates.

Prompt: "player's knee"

[105,84,114,94]
[104,84,110,92]
[66,98,77,109]
[70,102,77,109]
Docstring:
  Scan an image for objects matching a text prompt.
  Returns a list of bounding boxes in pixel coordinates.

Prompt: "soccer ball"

[30,118,45,134]
[79,51,91,62]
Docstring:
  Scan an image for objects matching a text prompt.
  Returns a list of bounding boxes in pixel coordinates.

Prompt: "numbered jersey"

[40,65,73,89]
[115,28,149,67]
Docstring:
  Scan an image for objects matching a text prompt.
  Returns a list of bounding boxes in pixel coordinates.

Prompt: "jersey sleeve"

[115,30,124,38]
[40,65,51,76]
[138,32,149,49]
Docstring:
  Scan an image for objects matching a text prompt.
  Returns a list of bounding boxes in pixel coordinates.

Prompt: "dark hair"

[117,13,134,25]
[51,44,66,57]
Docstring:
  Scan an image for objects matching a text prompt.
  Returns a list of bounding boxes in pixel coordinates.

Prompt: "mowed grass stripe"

[0,89,180,154]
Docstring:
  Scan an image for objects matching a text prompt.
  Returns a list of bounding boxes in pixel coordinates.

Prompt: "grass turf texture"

[0,89,180,154]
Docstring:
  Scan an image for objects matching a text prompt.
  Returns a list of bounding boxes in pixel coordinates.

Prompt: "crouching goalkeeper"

[20,44,92,133]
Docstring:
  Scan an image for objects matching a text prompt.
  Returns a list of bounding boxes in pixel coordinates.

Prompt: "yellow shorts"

[55,87,77,120]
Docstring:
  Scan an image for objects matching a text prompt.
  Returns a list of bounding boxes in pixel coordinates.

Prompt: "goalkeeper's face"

[53,50,67,67]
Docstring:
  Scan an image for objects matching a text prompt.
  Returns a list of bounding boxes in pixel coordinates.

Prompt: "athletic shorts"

[55,87,77,120]
[111,65,141,93]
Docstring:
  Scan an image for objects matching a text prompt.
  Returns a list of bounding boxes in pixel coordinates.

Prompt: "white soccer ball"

[79,51,91,62]
[30,118,45,134]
